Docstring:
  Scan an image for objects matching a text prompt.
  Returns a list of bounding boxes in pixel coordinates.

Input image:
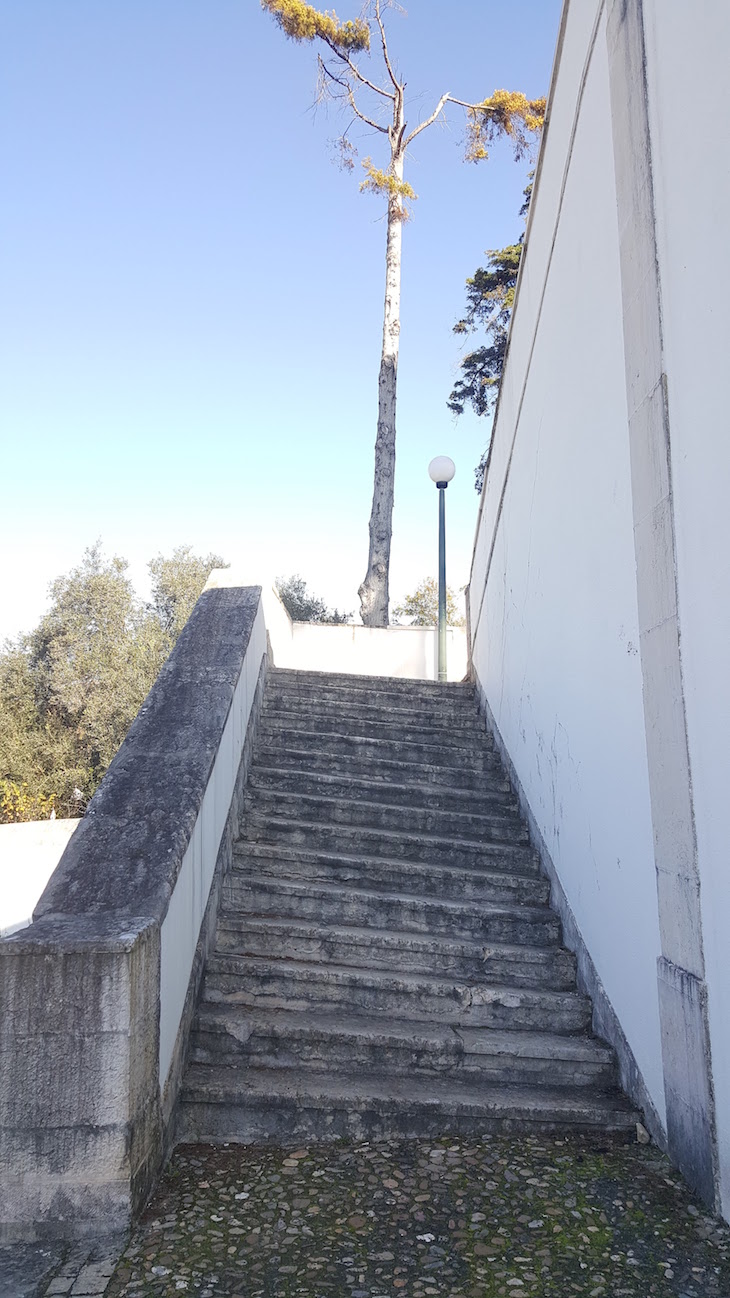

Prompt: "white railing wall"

[159,598,266,1085]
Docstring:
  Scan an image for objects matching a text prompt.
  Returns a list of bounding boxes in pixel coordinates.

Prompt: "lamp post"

[428,455,456,683]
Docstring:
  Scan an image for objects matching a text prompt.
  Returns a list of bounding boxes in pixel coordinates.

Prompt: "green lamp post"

[428,455,456,683]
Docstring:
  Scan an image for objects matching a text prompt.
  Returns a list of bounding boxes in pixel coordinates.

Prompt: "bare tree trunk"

[358,149,404,627]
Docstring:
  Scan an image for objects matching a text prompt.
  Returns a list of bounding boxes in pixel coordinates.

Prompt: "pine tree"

[261,0,545,623]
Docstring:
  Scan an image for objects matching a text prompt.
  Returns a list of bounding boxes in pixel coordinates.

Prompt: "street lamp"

[428,455,456,683]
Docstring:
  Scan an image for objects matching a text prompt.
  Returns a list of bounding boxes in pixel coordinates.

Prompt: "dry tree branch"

[374,0,401,93]
[319,57,389,131]
[404,92,450,147]
[321,33,396,101]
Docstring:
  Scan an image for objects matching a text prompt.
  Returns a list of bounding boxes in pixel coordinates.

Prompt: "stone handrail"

[0,585,268,1241]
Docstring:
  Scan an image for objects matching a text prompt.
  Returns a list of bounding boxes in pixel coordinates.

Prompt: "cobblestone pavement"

[98,1134,730,1298]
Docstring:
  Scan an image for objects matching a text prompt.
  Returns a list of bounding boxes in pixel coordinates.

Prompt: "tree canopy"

[275,574,351,624]
[449,180,533,492]
[0,543,227,822]
[393,578,466,629]
[261,0,545,623]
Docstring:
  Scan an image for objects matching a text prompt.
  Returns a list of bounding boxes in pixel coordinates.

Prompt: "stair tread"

[204,952,588,1002]
[216,913,564,957]
[270,668,471,693]
[250,764,514,804]
[241,814,536,862]
[182,1064,638,1120]
[225,872,554,916]
[245,787,523,830]
[261,716,489,745]
[254,744,505,782]
[193,1004,613,1061]
[261,695,478,716]
[233,841,540,885]
[258,724,493,757]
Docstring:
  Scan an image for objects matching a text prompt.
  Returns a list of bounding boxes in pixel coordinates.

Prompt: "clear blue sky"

[1,0,561,640]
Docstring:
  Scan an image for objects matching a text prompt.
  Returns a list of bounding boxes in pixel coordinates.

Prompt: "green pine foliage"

[449,181,533,492]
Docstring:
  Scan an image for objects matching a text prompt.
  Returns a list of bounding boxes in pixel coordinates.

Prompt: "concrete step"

[260,709,493,752]
[179,1066,640,1145]
[179,667,637,1149]
[231,843,547,906]
[190,1006,616,1089]
[240,811,538,873]
[253,742,510,791]
[269,668,473,707]
[222,875,562,944]
[257,726,496,771]
[202,954,593,1032]
[215,914,576,988]
[263,691,483,731]
[247,764,518,814]
[243,787,527,846]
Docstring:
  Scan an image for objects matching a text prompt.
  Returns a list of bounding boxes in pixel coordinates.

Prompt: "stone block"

[0,916,161,1241]
[658,956,718,1207]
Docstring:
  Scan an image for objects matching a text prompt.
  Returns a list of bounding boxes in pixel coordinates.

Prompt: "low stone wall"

[0,586,268,1242]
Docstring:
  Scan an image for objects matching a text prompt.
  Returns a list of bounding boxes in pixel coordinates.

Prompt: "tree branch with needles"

[260,0,545,624]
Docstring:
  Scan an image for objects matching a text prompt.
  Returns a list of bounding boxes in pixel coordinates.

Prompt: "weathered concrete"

[0,586,268,1241]
[34,588,263,920]
[0,916,160,1241]
[178,668,638,1146]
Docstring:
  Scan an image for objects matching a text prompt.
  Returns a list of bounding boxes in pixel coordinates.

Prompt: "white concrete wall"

[469,0,665,1122]
[158,599,267,1086]
[0,819,79,936]
[643,0,730,1216]
[290,621,467,682]
[206,571,467,682]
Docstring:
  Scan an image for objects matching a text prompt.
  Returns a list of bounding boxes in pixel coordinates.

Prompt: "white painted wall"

[205,571,467,682]
[290,621,467,682]
[469,0,665,1122]
[158,599,267,1086]
[0,819,79,936]
[643,0,730,1216]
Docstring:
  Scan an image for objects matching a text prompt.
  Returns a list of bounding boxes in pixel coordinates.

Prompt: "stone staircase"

[178,668,639,1143]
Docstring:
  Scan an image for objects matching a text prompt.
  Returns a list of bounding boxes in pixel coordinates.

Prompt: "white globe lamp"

[428,456,456,487]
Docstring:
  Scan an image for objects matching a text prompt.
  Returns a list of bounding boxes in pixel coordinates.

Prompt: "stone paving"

[0,1237,125,1298]
[87,1134,730,1298]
